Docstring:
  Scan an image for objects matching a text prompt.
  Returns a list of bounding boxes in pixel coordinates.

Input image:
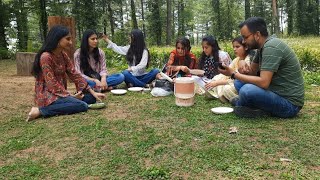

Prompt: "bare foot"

[156,73,162,79]
[26,107,41,122]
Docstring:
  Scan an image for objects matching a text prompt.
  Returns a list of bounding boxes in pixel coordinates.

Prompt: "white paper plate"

[111,89,127,95]
[160,72,174,82]
[128,87,143,92]
[211,107,234,114]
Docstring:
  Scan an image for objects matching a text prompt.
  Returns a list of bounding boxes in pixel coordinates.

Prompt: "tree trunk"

[317,0,320,35]
[178,0,185,36]
[286,0,293,35]
[296,0,305,35]
[272,0,280,34]
[0,0,9,58]
[140,0,146,37]
[130,0,138,29]
[119,0,124,30]
[107,1,115,37]
[166,0,172,45]
[212,0,221,38]
[15,0,29,51]
[245,0,251,19]
[172,0,175,40]
[39,0,48,42]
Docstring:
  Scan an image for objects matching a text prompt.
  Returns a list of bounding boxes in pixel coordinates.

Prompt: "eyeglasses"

[242,33,253,40]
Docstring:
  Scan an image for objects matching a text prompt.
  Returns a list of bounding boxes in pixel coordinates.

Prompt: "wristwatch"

[231,71,238,80]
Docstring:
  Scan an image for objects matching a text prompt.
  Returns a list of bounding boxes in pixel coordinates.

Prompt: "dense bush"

[104,42,320,73]
[0,48,11,60]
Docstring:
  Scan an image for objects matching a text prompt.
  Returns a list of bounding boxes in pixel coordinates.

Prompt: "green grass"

[0,59,319,179]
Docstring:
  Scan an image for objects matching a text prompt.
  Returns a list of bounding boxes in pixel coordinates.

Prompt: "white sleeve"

[106,40,130,55]
[131,49,148,73]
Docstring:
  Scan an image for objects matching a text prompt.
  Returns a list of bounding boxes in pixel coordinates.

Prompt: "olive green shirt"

[253,36,304,107]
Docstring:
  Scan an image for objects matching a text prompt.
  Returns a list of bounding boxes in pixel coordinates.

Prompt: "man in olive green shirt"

[219,17,304,118]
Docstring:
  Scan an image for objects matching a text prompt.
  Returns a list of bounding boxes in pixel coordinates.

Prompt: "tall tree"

[83,0,98,30]
[245,0,251,19]
[177,0,185,36]
[39,0,47,42]
[13,0,29,51]
[140,0,146,37]
[166,0,172,45]
[296,0,306,35]
[148,0,162,45]
[212,0,222,38]
[316,0,320,35]
[107,1,115,37]
[0,0,9,59]
[286,0,293,35]
[272,0,280,34]
[130,0,138,29]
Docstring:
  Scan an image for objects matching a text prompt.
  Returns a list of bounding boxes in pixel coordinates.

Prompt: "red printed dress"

[34,52,89,107]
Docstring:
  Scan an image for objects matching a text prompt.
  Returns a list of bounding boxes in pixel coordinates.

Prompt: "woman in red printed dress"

[27,25,105,122]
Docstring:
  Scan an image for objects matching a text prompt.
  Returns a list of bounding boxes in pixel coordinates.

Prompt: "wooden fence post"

[16,52,37,76]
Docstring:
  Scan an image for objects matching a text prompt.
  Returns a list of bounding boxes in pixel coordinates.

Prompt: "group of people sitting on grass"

[27,17,304,121]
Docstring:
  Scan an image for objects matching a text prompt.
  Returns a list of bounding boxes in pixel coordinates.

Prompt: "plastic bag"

[151,87,173,97]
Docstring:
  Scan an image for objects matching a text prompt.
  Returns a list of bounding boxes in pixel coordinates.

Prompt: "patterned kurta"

[203,50,231,79]
[34,52,89,107]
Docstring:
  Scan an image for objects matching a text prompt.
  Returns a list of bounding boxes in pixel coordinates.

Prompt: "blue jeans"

[122,69,160,87]
[234,83,302,118]
[86,73,125,88]
[39,94,96,117]
[234,79,245,93]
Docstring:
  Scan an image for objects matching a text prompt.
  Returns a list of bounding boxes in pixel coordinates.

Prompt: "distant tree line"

[0,0,319,59]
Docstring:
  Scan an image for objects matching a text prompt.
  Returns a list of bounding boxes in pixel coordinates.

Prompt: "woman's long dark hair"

[198,35,220,69]
[126,29,149,68]
[173,37,192,67]
[32,25,69,77]
[79,29,100,76]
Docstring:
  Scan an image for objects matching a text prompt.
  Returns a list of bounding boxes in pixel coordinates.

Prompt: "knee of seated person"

[150,68,160,74]
[239,84,259,97]
[79,101,89,112]
[118,73,125,81]
[122,70,130,76]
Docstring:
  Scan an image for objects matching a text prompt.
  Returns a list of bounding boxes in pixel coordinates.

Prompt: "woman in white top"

[102,29,159,87]
[74,29,125,91]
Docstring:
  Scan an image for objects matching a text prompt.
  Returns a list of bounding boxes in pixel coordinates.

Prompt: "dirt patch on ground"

[0,60,134,122]
[13,137,78,163]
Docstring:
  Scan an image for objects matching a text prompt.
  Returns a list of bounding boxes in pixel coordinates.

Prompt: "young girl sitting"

[193,35,231,92]
[102,29,159,87]
[163,37,197,78]
[74,29,125,91]
[27,25,105,122]
[204,36,251,102]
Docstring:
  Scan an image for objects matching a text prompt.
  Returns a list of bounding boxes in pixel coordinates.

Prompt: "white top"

[107,40,149,76]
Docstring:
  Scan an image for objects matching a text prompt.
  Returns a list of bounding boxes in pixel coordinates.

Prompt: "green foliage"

[295,48,320,72]
[303,71,320,85]
[142,166,171,179]
[0,47,10,59]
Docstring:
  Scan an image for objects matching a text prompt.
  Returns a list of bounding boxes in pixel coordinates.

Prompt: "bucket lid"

[175,77,194,83]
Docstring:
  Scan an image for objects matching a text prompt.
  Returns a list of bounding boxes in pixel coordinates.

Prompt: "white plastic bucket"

[174,77,195,106]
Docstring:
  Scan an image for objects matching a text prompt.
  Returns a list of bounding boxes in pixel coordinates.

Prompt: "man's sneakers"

[234,106,270,118]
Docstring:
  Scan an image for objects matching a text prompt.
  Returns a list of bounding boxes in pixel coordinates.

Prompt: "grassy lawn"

[0,59,319,179]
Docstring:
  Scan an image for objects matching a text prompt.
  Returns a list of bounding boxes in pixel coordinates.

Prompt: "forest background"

[0,0,319,55]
